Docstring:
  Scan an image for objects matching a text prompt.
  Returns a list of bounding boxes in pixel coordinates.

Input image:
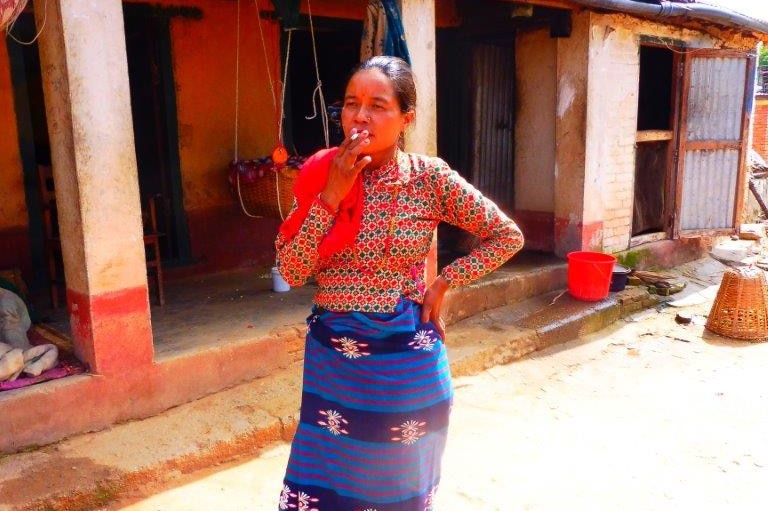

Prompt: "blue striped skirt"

[278,298,454,511]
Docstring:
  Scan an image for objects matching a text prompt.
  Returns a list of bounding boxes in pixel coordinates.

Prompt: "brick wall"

[754,95,768,161]
[585,21,640,252]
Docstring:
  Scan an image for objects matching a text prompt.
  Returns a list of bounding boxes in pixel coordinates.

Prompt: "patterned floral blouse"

[275,150,524,313]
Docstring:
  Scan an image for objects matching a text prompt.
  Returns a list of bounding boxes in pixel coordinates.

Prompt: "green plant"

[615,248,650,269]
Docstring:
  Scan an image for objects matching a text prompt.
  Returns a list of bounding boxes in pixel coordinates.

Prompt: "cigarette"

[350,133,359,141]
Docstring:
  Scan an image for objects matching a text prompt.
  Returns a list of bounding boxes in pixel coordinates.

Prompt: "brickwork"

[586,21,640,252]
[754,95,768,161]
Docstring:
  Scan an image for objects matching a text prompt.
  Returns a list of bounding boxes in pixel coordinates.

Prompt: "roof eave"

[567,0,768,42]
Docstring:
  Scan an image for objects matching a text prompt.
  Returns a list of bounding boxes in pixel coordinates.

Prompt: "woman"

[275,56,523,510]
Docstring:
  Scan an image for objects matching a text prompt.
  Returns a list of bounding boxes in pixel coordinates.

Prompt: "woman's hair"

[350,56,416,114]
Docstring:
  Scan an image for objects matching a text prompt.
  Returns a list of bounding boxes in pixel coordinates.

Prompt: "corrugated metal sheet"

[471,44,515,212]
[679,54,749,232]
[680,149,738,230]
[686,57,746,141]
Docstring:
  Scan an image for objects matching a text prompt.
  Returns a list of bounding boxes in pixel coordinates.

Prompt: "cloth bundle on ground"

[0,285,59,383]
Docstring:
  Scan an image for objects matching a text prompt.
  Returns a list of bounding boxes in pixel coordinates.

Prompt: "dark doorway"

[436,26,516,267]
[6,11,52,299]
[468,42,516,212]
[633,44,678,237]
[283,18,361,156]
[436,29,472,180]
[637,45,674,131]
[437,32,515,211]
[124,4,191,265]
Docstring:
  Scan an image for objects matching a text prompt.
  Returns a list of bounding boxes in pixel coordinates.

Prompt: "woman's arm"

[276,132,372,286]
[434,163,524,288]
[420,160,524,337]
[274,198,337,286]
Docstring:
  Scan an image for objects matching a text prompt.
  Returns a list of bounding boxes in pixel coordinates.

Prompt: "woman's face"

[341,68,413,164]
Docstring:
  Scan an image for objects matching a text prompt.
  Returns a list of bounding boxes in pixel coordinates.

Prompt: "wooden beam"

[635,130,673,143]
[495,0,578,10]
[683,140,742,152]
[749,179,768,218]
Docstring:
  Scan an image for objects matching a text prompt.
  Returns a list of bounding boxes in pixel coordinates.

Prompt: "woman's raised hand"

[320,128,372,210]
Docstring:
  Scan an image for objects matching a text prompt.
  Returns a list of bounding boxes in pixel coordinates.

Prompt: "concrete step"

[0,284,655,511]
[448,286,655,377]
[443,260,568,325]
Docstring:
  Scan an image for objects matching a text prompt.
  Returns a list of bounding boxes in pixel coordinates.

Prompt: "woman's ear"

[403,110,415,131]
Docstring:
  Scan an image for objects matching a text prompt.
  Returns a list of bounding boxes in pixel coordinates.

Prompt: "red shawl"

[278,147,363,259]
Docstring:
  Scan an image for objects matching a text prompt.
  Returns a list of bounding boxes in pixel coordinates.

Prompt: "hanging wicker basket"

[705,267,768,342]
[0,0,29,32]
[228,155,306,219]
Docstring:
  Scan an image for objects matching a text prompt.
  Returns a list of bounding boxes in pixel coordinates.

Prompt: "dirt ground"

[102,259,768,511]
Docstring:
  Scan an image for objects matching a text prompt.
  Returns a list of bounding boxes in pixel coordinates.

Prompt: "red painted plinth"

[67,286,154,375]
[513,210,554,252]
[554,217,603,254]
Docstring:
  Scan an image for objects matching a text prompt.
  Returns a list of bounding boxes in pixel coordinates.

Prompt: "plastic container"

[567,251,616,301]
[609,264,632,292]
[271,266,290,292]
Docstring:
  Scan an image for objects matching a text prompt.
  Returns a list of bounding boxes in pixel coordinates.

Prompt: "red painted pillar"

[553,12,603,257]
[37,0,154,375]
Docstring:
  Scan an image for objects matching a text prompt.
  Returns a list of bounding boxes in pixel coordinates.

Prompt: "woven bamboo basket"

[705,267,768,342]
[228,158,303,219]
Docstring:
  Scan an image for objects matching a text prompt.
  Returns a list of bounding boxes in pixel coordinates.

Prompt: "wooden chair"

[143,195,165,306]
[37,165,65,308]
[37,166,165,307]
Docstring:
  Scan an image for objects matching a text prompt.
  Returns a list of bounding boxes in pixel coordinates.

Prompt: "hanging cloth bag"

[360,0,411,65]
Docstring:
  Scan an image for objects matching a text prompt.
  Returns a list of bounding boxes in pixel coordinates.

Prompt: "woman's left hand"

[420,276,450,340]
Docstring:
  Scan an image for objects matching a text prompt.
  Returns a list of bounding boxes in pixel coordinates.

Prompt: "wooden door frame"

[631,40,684,245]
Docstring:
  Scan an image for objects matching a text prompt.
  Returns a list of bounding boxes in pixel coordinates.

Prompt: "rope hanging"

[304,0,330,148]
[278,28,292,149]
[1,0,28,33]
[233,0,262,218]
[234,0,241,161]
[232,0,328,220]
[254,0,278,120]
[5,0,47,46]
[232,0,294,220]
